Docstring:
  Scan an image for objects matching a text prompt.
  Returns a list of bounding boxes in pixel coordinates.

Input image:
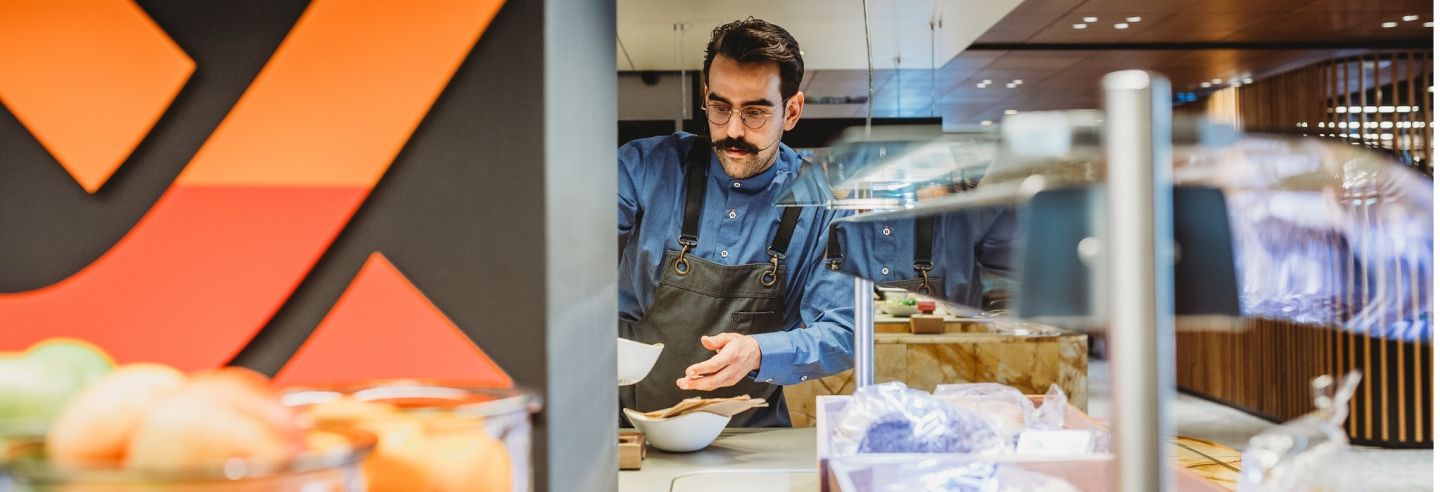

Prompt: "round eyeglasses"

[702,104,774,129]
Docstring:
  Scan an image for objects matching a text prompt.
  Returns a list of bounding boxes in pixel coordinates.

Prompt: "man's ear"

[782,91,804,131]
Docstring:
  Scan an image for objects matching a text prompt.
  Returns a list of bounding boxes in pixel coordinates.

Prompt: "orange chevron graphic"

[0,0,193,193]
[275,254,512,387]
[0,0,507,371]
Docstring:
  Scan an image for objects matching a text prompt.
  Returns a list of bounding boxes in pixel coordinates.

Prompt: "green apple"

[0,339,114,433]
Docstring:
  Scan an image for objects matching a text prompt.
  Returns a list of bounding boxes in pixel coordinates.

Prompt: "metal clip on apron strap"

[913,216,935,295]
[762,206,802,287]
[674,139,709,275]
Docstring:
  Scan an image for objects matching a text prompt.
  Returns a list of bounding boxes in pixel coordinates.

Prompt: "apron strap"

[674,138,710,275]
[679,138,710,247]
[824,221,844,271]
[761,205,802,287]
[914,216,935,295]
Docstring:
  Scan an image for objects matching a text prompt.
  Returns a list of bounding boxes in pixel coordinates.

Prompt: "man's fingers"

[677,364,746,391]
[700,333,735,351]
[684,350,733,379]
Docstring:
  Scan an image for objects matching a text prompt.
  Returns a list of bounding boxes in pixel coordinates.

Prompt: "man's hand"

[676,333,762,391]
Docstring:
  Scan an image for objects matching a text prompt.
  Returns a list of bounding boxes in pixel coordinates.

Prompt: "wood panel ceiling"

[797,0,1432,128]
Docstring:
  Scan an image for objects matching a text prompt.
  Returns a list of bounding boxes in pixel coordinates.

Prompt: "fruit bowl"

[282,380,540,492]
[2,427,375,491]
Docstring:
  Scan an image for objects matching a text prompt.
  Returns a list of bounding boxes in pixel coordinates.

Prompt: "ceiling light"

[1381,21,1398,28]
[1242,78,1254,84]
[1200,82,1212,88]
[1403,15,1419,21]
[1006,83,1016,88]
[976,83,986,88]
[1013,79,1023,84]
[1073,23,1088,29]
[1426,21,1434,27]
[1211,78,1222,84]
[1004,109,1018,115]
[1083,16,1098,22]
[1114,23,1129,29]
[982,79,992,84]
[981,120,993,126]
[1126,16,1142,22]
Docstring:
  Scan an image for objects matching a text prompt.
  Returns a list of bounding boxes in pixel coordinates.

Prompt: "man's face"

[704,55,804,179]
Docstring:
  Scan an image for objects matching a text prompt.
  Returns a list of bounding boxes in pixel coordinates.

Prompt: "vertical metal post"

[1102,70,1176,492]
[854,276,875,387]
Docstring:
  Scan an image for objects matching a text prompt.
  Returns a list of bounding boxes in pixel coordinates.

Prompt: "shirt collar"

[709,143,797,195]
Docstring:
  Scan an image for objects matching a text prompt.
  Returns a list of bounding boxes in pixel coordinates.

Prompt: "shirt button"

[881,266,890,275]
[801,375,808,381]
[733,182,741,188]
[728,209,737,219]
[882,226,891,236]
[765,378,774,383]
[720,250,729,258]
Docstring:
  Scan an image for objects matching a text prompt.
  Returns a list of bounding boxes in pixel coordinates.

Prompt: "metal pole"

[853,277,875,387]
[1102,70,1176,492]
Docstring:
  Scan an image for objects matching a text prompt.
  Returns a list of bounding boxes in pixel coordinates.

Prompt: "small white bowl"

[623,408,731,452]
[617,338,663,386]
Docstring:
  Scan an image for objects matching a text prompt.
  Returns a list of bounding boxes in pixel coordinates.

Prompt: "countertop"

[618,428,820,492]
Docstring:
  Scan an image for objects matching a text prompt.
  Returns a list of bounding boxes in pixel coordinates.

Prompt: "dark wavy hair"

[703,18,804,103]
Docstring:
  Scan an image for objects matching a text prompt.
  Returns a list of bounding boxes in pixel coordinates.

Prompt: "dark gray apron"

[619,139,802,428]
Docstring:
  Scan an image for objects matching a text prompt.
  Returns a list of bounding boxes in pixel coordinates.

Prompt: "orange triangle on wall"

[274,252,512,387]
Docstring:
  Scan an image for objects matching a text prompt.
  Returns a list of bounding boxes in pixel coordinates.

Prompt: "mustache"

[712,137,760,155]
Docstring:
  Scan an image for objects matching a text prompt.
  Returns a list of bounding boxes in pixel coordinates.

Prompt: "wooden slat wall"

[1177,320,1433,448]
[1216,52,1434,175]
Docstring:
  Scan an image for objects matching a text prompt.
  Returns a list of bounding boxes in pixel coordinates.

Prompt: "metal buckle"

[760,255,780,287]
[914,261,933,295]
[674,244,692,276]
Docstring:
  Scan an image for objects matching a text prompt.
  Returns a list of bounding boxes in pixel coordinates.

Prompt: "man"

[617,18,855,427]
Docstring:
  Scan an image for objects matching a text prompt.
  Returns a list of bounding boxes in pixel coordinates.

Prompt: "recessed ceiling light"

[1114,23,1129,29]
[1013,79,1024,84]
[1073,23,1088,29]
[1083,16,1098,22]
[981,120,993,126]
[1425,21,1434,27]
[976,83,986,88]
[1211,78,1222,84]
[982,79,992,84]
[1004,109,1019,115]
[1403,15,1419,21]
[1126,16,1142,22]
[1242,78,1254,84]
[1200,82,1212,88]
[1006,83,1016,88]
[1381,21,1398,28]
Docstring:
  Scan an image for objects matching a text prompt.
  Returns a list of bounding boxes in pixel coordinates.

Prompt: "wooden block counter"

[784,315,1088,427]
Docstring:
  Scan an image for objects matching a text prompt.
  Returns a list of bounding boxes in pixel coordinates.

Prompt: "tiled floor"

[1088,359,1435,491]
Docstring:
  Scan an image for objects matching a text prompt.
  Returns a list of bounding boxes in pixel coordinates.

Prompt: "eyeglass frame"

[700,102,780,130]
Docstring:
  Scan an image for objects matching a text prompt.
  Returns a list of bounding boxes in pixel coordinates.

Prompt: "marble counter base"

[784,327,1088,427]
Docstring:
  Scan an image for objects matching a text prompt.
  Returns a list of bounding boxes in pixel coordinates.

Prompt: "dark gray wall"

[0,1,617,490]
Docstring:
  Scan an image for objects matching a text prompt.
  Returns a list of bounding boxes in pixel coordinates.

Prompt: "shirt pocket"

[730,311,783,334]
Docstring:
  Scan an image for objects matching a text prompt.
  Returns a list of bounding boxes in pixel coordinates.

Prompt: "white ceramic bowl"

[623,408,731,452]
[617,338,663,386]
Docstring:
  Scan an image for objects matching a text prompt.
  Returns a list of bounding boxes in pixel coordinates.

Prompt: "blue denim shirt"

[618,133,855,385]
[832,207,1018,309]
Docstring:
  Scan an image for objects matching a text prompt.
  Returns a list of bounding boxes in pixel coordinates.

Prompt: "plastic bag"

[1238,371,1363,492]
[1031,385,1068,431]
[874,460,1082,492]
[833,382,1007,455]
[932,383,1037,438]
